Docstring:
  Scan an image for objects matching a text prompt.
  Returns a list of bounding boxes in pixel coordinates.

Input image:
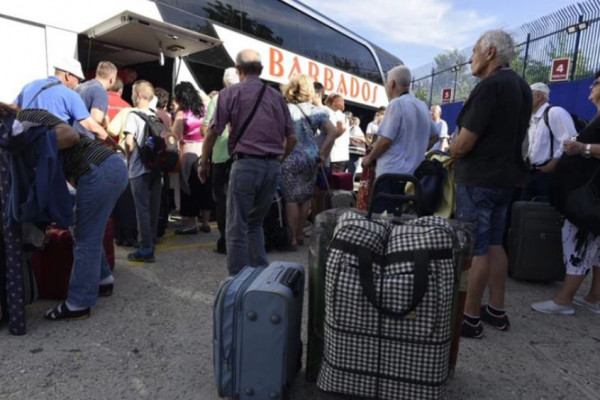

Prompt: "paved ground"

[1,224,599,400]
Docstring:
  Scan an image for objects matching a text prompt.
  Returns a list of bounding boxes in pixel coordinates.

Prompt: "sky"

[300,0,583,70]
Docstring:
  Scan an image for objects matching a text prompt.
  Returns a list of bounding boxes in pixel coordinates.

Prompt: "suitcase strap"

[331,239,452,320]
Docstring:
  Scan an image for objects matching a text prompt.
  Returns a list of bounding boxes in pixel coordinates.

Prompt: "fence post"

[453,67,458,102]
[522,33,531,79]
[428,68,435,106]
[570,14,584,81]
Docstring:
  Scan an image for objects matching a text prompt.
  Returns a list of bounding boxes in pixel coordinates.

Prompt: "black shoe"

[44,302,90,321]
[175,226,198,235]
[460,319,484,339]
[128,249,155,263]
[480,305,510,331]
[199,225,211,233]
[99,284,113,297]
[214,238,227,254]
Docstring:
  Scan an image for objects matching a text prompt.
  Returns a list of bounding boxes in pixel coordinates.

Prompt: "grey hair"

[387,65,412,88]
[236,49,262,65]
[222,67,239,88]
[479,29,515,65]
[430,105,442,114]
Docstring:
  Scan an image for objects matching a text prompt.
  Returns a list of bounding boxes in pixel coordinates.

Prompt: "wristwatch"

[583,143,592,158]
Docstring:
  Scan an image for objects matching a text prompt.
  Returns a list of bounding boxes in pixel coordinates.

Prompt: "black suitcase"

[264,187,293,251]
[508,201,565,281]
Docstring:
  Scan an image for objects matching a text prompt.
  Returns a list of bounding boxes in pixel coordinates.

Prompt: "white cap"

[53,58,85,81]
[530,82,550,96]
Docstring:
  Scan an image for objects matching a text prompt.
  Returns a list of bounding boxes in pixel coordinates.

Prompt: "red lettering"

[336,75,348,96]
[308,62,320,82]
[324,68,334,91]
[288,56,302,80]
[269,48,284,78]
[350,77,360,98]
[371,85,379,104]
[362,82,371,102]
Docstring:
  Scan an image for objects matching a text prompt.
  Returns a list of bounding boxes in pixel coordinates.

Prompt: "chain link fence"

[412,0,600,106]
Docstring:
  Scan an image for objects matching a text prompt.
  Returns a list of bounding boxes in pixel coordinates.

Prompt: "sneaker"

[480,305,510,331]
[573,296,600,314]
[530,300,575,315]
[460,319,484,339]
[127,249,155,263]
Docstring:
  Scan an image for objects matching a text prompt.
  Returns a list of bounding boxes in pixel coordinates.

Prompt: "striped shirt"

[16,109,114,186]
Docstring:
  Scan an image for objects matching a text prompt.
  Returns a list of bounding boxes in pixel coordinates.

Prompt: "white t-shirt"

[124,108,155,179]
[527,103,576,166]
[328,109,349,163]
[366,120,379,136]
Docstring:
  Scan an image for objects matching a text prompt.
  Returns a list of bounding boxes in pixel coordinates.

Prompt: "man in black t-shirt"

[450,29,532,339]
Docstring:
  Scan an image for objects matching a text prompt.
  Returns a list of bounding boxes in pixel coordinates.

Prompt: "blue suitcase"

[213,262,304,399]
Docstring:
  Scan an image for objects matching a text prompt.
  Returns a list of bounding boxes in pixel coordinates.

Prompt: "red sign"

[550,58,570,82]
[442,88,453,103]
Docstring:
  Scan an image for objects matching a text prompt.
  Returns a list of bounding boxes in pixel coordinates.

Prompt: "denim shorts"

[455,186,514,256]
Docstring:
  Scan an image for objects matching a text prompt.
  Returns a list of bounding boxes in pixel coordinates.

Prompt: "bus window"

[240,0,300,53]
[298,13,382,84]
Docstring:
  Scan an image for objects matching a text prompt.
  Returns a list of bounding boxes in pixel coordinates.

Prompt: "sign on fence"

[442,88,453,104]
[550,58,570,82]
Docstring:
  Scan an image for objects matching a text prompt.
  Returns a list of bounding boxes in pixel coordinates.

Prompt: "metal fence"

[411,0,600,106]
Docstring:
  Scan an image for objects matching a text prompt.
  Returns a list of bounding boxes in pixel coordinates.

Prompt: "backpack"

[132,111,179,172]
[543,106,589,155]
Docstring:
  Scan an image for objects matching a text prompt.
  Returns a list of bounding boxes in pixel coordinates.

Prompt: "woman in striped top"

[11,106,128,321]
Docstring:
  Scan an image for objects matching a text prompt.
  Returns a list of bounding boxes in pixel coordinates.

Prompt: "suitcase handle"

[357,246,429,320]
[281,269,303,297]
[367,174,423,218]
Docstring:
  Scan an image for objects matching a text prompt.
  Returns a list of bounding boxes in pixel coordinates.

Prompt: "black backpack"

[132,111,179,172]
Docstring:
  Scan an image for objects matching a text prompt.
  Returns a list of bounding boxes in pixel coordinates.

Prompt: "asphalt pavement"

[1,223,599,400]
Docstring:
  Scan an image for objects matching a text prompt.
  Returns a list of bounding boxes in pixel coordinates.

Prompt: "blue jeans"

[68,155,128,308]
[455,186,513,256]
[130,172,162,251]
[226,158,281,275]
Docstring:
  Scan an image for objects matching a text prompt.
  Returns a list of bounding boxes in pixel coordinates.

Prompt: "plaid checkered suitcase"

[317,211,458,400]
[213,262,304,400]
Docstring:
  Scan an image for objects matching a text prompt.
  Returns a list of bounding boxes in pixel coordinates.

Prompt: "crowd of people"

[0,28,599,335]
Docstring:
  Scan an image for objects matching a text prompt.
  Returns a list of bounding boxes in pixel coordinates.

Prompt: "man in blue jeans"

[450,30,532,338]
[199,49,297,275]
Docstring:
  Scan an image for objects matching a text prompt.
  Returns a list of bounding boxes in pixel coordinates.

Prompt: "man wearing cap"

[522,82,577,200]
[13,58,111,142]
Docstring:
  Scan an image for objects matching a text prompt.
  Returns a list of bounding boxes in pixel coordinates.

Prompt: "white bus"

[0,0,402,120]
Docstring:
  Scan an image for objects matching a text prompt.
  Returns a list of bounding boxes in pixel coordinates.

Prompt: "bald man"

[199,49,297,275]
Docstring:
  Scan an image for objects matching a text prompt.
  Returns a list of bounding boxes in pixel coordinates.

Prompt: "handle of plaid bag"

[367,173,423,218]
[357,247,429,320]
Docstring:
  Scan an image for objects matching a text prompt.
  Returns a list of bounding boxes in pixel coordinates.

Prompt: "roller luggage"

[329,171,353,191]
[264,187,293,251]
[213,262,304,400]
[306,208,348,381]
[31,220,115,300]
[508,201,564,282]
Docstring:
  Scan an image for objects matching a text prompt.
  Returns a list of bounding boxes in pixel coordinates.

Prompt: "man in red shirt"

[107,78,131,122]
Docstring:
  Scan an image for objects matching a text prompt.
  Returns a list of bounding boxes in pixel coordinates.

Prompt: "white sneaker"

[531,300,575,315]
[573,296,600,314]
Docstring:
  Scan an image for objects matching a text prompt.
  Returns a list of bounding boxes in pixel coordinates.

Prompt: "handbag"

[564,165,600,235]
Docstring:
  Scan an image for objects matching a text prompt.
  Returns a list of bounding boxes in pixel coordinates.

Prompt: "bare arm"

[563,141,600,159]
[449,127,478,159]
[198,127,219,184]
[90,108,106,126]
[55,123,80,150]
[361,136,392,168]
[172,110,185,140]
[283,135,298,161]
[124,133,135,162]
[80,117,109,141]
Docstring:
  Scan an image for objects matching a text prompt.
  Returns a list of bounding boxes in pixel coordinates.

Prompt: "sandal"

[44,302,90,321]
